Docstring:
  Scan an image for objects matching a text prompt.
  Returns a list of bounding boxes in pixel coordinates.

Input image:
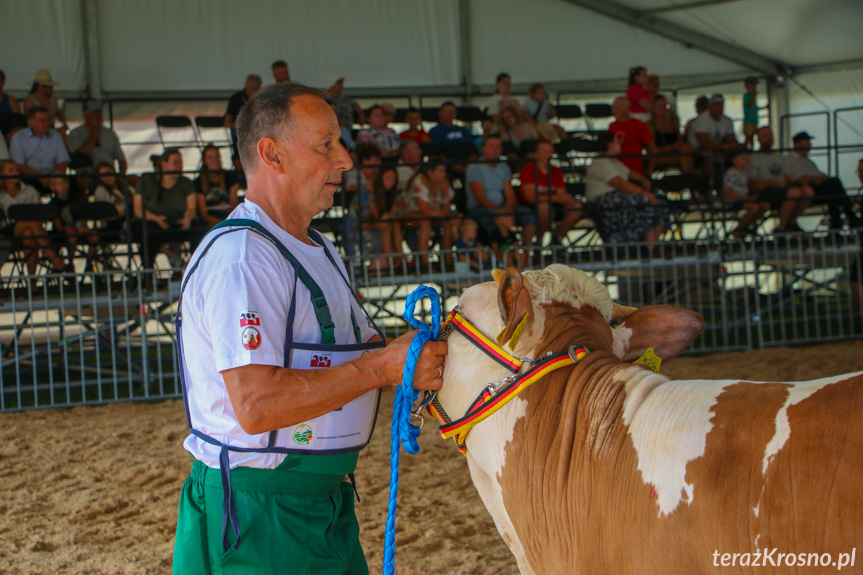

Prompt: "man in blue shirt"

[10,106,69,190]
[429,101,473,151]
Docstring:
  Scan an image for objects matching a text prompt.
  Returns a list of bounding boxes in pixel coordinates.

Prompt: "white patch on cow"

[754,533,761,552]
[612,324,632,360]
[753,504,759,518]
[623,372,732,516]
[760,372,861,476]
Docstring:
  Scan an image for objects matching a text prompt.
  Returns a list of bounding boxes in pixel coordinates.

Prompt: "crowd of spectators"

[0,61,861,283]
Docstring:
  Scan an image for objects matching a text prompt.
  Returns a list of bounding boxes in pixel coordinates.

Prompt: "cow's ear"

[612,305,704,362]
[496,267,534,349]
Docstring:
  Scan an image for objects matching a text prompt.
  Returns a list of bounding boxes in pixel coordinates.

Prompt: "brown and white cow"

[435,264,863,574]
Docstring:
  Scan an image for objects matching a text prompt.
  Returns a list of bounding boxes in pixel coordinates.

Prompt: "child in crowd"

[723,149,770,239]
[454,218,489,271]
[48,172,99,271]
[474,117,496,151]
[489,210,527,270]
[398,107,431,145]
[742,77,758,149]
[347,166,403,271]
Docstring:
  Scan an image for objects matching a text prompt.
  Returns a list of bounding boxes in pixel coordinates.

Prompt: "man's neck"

[245,181,315,246]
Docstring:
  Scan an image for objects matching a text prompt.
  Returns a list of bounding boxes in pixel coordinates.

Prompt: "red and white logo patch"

[310,353,332,368]
[242,326,262,350]
[240,309,260,327]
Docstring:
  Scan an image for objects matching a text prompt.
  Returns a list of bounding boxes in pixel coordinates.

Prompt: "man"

[519,139,582,245]
[747,126,812,233]
[688,93,739,185]
[396,139,421,193]
[225,74,263,170]
[608,96,656,176]
[786,131,860,229]
[466,135,535,247]
[324,73,364,130]
[271,60,290,83]
[429,101,472,151]
[172,83,446,574]
[10,106,69,190]
[67,100,128,178]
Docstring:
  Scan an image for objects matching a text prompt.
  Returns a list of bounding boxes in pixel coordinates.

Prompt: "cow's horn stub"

[496,268,533,348]
[612,302,639,320]
[491,268,506,283]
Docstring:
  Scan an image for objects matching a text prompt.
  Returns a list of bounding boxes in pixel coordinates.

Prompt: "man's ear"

[612,305,704,362]
[257,137,284,174]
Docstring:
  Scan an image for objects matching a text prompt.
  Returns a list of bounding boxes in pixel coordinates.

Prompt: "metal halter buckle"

[486,374,518,396]
[568,344,589,363]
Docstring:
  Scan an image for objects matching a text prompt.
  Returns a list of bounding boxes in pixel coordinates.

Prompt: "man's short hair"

[246,74,262,86]
[398,138,419,154]
[406,106,420,114]
[439,101,456,111]
[25,106,48,121]
[355,142,382,164]
[236,82,327,175]
[596,131,616,153]
[528,83,545,94]
[271,60,288,70]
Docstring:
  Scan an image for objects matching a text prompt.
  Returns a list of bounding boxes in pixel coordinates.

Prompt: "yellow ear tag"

[633,348,662,373]
[502,313,529,350]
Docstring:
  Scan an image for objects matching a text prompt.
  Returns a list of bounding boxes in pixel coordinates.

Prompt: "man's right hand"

[378,330,447,391]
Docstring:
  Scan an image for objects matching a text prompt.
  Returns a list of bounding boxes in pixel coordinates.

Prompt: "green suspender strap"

[208,219,361,345]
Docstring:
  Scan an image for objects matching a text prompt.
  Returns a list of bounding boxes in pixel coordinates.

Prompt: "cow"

[431,264,863,574]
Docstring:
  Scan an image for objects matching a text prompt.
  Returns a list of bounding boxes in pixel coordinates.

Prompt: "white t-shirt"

[93,184,127,213]
[585,157,630,202]
[784,154,823,181]
[0,184,41,215]
[688,112,735,151]
[180,199,378,469]
[747,152,789,183]
[486,94,522,117]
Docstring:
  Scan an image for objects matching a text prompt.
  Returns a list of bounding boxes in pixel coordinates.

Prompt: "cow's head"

[439,265,704,422]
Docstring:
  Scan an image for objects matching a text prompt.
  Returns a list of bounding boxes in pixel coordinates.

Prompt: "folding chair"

[457,106,485,131]
[194,115,232,148]
[69,201,127,270]
[420,108,439,124]
[6,203,62,277]
[584,103,613,133]
[0,112,26,136]
[155,115,198,150]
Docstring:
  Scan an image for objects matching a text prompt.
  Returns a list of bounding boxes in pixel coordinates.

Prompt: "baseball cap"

[709,93,724,104]
[84,99,102,112]
[324,73,344,89]
[792,131,814,143]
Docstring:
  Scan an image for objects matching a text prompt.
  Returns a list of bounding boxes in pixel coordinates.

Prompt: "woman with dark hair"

[396,158,459,264]
[486,72,522,123]
[346,165,404,268]
[584,132,669,249]
[0,159,67,276]
[626,66,653,122]
[499,106,540,152]
[21,69,68,135]
[646,94,694,174]
[194,144,240,227]
[356,105,400,158]
[132,148,197,271]
[93,161,130,238]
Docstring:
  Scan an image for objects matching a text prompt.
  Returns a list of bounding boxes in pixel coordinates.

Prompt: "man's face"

[29,112,50,136]
[51,177,69,198]
[361,155,381,181]
[401,141,421,164]
[612,98,630,121]
[368,108,387,130]
[794,138,811,155]
[272,65,289,83]
[535,142,554,163]
[757,127,774,149]
[709,101,724,119]
[482,137,502,160]
[278,95,353,216]
[1,162,19,179]
[497,76,511,95]
[406,111,421,129]
[246,80,261,96]
[84,109,103,128]
[438,105,456,125]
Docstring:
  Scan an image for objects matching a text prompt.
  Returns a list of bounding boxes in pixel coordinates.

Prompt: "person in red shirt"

[398,107,432,145]
[608,97,656,176]
[518,140,582,245]
[626,66,653,121]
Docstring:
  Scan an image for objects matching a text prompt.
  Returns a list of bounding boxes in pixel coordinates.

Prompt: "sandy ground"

[2,339,863,575]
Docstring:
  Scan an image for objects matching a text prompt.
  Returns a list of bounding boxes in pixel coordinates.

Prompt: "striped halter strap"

[423,308,589,455]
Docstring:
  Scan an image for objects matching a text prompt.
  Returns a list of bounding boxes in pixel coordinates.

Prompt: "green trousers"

[172,459,368,575]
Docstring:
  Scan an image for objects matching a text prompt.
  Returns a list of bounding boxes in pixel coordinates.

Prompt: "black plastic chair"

[6,203,62,276]
[441,141,478,160]
[155,115,198,150]
[195,115,231,147]
[584,103,613,132]
[0,112,26,135]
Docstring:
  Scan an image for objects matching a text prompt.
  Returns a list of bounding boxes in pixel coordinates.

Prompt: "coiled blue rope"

[383,285,441,575]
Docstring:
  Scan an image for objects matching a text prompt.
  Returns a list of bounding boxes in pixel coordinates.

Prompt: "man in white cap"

[688,93,738,183]
[323,74,364,130]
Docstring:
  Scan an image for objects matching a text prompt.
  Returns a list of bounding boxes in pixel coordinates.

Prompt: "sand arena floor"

[1,339,862,574]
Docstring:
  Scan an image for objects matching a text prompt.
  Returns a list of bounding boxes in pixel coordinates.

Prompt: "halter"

[421,308,589,455]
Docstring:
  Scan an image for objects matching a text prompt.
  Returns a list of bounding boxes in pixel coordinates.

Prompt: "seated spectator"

[356,105,401,159]
[347,165,403,268]
[519,140,582,245]
[398,107,432,145]
[429,101,473,150]
[584,132,670,249]
[346,143,382,192]
[523,83,565,141]
[646,94,694,174]
[132,148,197,272]
[688,94,739,181]
[682,95,709,141]
[466,135,535,247]
[396,139,422,193]
[485,73,522,124]
[93,161,130,237]
[499,106,540,152]
[723,149,770,239]
[10,106,70,191]
[381,102,396,125]
[786,131,860,229]
[0,159,67,275]
[609,97,656,176]
[747,126,812,234]
[22,70,68,139]
[323,74,364,130]
[48,171,98,271]
[647,74,676,113]
[395,159,459,265]
[474,116,496,150]
[626,66,653,122]
[0,69,21,142]
[67,100,129,188]
[225,74,262,171]
[489,210,527,270]
[194,144,240,227]
[454,218,489,270]
[271,60,290,83]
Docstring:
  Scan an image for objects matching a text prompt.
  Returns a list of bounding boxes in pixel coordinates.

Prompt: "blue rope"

[383,286,441,575]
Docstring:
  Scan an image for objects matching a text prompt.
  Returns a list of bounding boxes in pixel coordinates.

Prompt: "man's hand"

[378,330,447,391]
